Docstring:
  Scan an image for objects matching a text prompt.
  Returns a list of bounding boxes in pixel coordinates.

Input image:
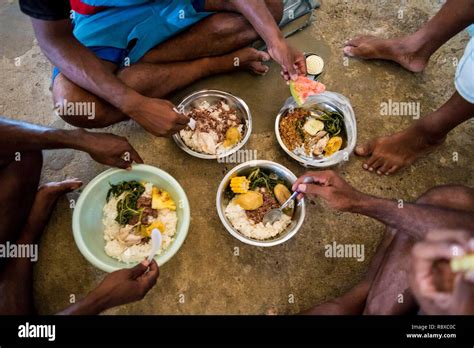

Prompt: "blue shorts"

[53,0,210,82]
[455,25,474,104]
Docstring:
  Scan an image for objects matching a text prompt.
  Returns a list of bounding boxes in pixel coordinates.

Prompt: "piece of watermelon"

[290,76,326,106]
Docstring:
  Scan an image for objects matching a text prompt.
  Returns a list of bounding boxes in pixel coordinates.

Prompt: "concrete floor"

[0,0,473,314]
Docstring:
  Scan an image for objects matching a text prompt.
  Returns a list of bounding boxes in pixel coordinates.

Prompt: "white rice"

[102,194,178,263]
[180,124,243,156]
[224,200,292,240]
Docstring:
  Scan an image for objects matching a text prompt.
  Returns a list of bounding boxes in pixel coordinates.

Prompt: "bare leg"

[363,185,474,315]
[301,229,396,315]
[355,91,474,175]
[53,47,270,128]
[52,0,283,129]
[303,185,474,315]
[0,152,42,248]
[0,179,82,314]
[344,0,474,72]
[141,0,283,64]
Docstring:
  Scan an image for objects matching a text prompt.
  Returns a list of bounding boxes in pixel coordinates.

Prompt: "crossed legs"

[53,0,283,129]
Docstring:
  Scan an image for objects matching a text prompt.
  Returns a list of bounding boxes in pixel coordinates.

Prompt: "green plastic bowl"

[72,164,190,273]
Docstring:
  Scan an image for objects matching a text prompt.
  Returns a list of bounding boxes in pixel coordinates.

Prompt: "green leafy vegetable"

[107,181,145,225]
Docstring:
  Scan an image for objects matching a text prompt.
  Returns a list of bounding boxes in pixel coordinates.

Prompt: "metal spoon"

[262,177,314,225]
[173,107,196,130]
[146,229,162,264]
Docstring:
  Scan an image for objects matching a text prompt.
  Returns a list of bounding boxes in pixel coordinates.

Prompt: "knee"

[52,74,125,129]
[416,185,474,210]
[265,0,284,24]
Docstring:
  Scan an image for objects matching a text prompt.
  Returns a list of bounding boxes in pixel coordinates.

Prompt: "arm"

[0,116,87,154]
[0,116,143,168]
[229,0,306,80]
[293,171,474,240]
[30,19,187,137]
[31,19,140,115]
[352,196,474,240]
[58,261,159,315]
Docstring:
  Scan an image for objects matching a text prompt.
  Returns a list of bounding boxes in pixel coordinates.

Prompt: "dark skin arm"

[226,0,306,80]
[0,116,143,169]
[59,260,159,315]
[30,19,187,137]
[293,171,474,240]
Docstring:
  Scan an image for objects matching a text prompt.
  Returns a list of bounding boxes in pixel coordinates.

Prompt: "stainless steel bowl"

[216,160,306,247]
[172,90,252,160]
[275,91,357,168]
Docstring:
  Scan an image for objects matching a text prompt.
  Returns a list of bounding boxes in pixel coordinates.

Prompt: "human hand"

[268,39,306,81]
[128,96,189,137]
[410,230,474,315]
[90,260,159,311]
[79,129,144,169]
[292,170,364,212]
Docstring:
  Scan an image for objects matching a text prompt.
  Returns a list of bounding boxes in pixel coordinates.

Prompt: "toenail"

[377,171,382,175]
[363,164,368,169]
[369,167,373,172]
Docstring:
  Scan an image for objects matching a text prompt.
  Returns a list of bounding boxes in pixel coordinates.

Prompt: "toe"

[363,154,379,171]
[355,140,375,157]
[250,61,269,75]
[371,158,385,173]
[344,44,372,58]
[257,50,271,62]
[378,162,392,176]
[345,35,375,47]
[386,165,400,175]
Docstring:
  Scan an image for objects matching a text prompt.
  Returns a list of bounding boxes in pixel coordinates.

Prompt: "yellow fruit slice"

[303,118,325,136]
[152,187,176,211]
[223,127,241,148]
[141,221,165,238]
[451,254,474,272]
[234,191,263,211]
[230,176,250,194]
[324,136,343,157]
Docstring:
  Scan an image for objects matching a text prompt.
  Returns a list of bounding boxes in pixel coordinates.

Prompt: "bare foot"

[214,47,271,75]
[34,178,83,217]
[343,35,429,73]
[355,127,445,175]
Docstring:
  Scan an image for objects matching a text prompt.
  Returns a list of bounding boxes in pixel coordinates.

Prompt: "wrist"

[267,34,286,49]
[119,90,145,118]
[349,192,375,214]
[66,128,92,152]
[82,289,111,314]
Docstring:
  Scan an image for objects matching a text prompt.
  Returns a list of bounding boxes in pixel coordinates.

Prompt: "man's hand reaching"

[268,39,307,81]
[127,97,189,137]
[79,130,144,169]
[292,171,365,212]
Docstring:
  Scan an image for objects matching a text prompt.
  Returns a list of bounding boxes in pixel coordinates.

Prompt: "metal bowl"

[216,160,306,247]
[172,90,252,160]
[275,91,357,168]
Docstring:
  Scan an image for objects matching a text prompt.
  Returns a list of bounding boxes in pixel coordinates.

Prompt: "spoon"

[146,229,162,264]
[262,177,314,225]
[173,107,196,130]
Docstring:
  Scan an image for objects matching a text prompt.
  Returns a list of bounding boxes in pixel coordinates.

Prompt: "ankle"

[410,121,447,144]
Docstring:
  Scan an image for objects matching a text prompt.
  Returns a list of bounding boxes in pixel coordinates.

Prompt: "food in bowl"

[179,100,245,155]
[102,180,177,263]
[290,76,326,106]
[224,168,295,240]
[279,105,347,160]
